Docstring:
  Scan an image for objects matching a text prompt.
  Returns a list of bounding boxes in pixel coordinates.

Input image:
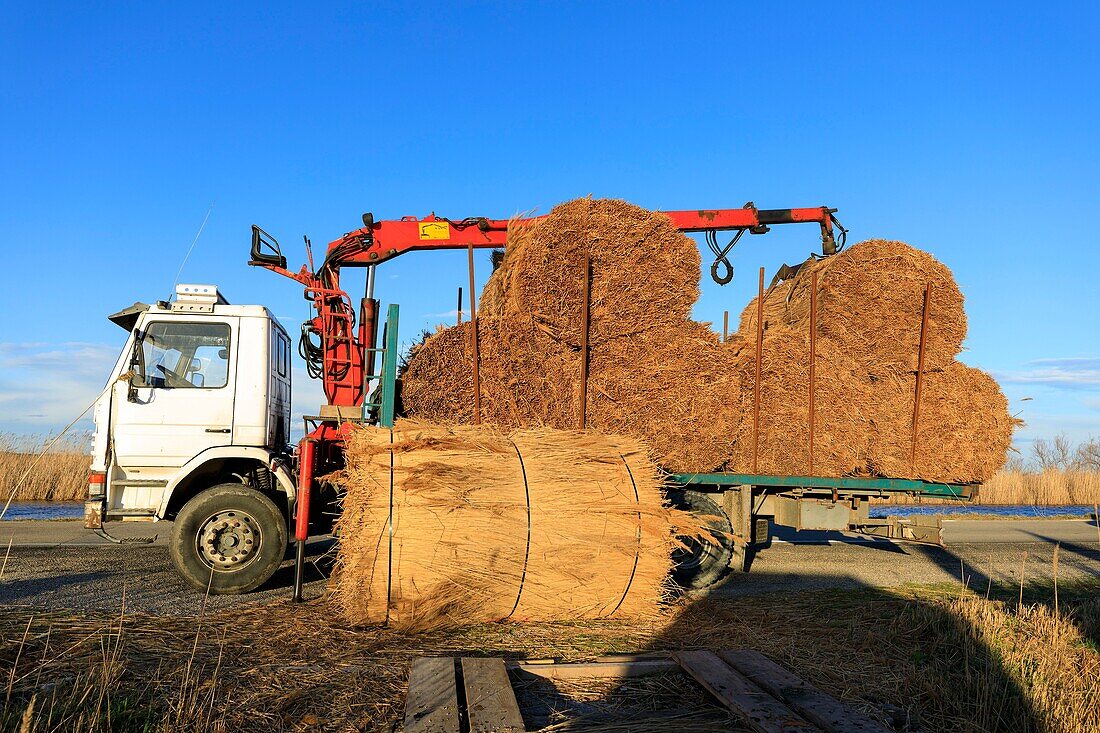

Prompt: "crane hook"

[710,257,734,285]
[706,229,744,286]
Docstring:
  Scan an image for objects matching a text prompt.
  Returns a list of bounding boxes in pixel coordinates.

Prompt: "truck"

[84,204,968,595]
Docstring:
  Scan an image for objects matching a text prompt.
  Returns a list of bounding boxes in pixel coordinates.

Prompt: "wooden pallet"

[403,650,890,733]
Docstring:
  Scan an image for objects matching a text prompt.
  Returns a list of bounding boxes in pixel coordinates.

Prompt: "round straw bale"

[738,239,966,372]
[865,362,1015,483]
[725,332,876,477]
[583,321,744,473]
[403,317,743,473]
[401,317,574,429]
[331,421,691,629]
[480,198,701,345]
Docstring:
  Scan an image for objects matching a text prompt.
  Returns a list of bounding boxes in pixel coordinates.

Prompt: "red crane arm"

[249,204,841,408]
[318,205,838,269]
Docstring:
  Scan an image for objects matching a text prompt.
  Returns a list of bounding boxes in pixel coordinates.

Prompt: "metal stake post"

[457,286,463,325]
[723,310,729,342]
[292,437,315,602]
[467,245,482,424]
[578,254,591,429]
[808,271,818,475]
[752,267,764,473]
[910,283,933,474]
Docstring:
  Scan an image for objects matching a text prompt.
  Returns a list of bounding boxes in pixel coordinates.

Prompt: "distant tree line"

[1007,435,1100,472]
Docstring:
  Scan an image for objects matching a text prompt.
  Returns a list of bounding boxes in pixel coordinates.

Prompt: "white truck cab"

[87,284,297,593]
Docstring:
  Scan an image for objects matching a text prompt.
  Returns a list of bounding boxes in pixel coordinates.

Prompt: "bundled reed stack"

[731,239,1013,482]
[332,420,697,630]
[403,198,741,472]
[402,199,1014,483]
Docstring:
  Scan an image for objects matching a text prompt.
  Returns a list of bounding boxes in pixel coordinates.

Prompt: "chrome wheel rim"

[196,510,261,571]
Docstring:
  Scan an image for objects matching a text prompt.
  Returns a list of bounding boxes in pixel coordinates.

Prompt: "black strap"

[505,440,532,620]
[609,452,643,617]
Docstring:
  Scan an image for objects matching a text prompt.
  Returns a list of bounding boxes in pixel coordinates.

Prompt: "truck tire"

[670,490,734,589]
[169,484,288,594]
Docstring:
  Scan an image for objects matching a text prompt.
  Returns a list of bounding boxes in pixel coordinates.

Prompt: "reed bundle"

[332,421,697,629]
[402,200,1014,483]
[730,240,1013,481]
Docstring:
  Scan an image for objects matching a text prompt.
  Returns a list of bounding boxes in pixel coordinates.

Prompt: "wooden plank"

[509,657,678,680]
[404,657,459,733]
[674,651,819,733]
[718,650,890,733]
[461,658,525,733]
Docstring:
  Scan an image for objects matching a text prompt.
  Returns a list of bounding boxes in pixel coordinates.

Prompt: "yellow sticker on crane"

[418,221,450,240]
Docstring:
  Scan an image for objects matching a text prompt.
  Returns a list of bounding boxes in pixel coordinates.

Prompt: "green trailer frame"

[674,472,973,498]
[667,472,974,576]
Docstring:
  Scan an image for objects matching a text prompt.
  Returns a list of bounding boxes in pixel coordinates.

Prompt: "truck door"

[111,318,239,467]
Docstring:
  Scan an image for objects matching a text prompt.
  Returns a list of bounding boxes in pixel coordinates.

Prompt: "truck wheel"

[670,490,734,589]
[170,484,288,594]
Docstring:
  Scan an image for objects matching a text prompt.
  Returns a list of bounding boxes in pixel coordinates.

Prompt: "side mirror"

[249,225,288,269]
[190,358,202,373]
[127,335,144,402]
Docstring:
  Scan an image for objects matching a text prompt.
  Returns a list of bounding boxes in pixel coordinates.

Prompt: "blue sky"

[0,2,1097,450]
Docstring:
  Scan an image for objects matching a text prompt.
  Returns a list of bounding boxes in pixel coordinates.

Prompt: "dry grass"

[0,434,89,504]
[1,582,1097,732]
[880,468,1100,505]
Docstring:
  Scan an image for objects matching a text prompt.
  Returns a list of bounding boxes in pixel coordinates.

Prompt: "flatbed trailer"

[337,304,973,587]
[667,471,972,583]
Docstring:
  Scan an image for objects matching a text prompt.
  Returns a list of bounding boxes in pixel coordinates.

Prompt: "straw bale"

[725,332,876,477]
[583,321,743,473]
[724,332,1012,482]
[402,318,742,472]
[400,317,573,429]
[865,362,1015,483]
[332,421,696,629]
[405,199,1013,482]
[479,198,701,344]
[738,239,966,372]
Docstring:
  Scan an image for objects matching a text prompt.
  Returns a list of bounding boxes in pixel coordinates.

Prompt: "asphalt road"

[0,519,1097,614]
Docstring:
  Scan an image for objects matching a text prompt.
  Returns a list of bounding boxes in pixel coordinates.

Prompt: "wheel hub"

[196,510,260,570]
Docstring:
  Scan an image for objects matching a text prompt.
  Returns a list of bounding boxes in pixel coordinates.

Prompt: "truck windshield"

[135,322,230,389]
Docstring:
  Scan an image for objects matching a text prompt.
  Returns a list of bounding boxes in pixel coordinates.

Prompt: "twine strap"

[505,440,532,620]
[609,452,643,617]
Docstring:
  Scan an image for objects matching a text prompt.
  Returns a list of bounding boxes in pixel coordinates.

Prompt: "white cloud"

[995,357,1100,390]
[0,341,122,432]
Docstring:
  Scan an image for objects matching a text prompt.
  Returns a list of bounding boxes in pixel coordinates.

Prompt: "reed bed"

[0,433,89,503]
[880,468,1100,505]
[2,583,1097,732]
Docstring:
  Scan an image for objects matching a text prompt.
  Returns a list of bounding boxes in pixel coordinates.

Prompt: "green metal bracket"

[378,303,399,428]
[671,472,973,498]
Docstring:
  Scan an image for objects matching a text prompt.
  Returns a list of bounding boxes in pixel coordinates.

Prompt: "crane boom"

[249,203,844,407]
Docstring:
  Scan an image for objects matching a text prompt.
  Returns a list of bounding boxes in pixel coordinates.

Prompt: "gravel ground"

[0,519,1096,614]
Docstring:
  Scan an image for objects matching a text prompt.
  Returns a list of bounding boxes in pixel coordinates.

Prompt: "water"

[870,504,1095,519]
[1,503,84,521]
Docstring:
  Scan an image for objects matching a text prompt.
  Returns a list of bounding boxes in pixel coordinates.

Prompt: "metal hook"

[706,229,744,286]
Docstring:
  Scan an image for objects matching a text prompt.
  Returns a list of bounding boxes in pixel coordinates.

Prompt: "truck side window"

[277,333,289,377]
[134,322,231,389]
